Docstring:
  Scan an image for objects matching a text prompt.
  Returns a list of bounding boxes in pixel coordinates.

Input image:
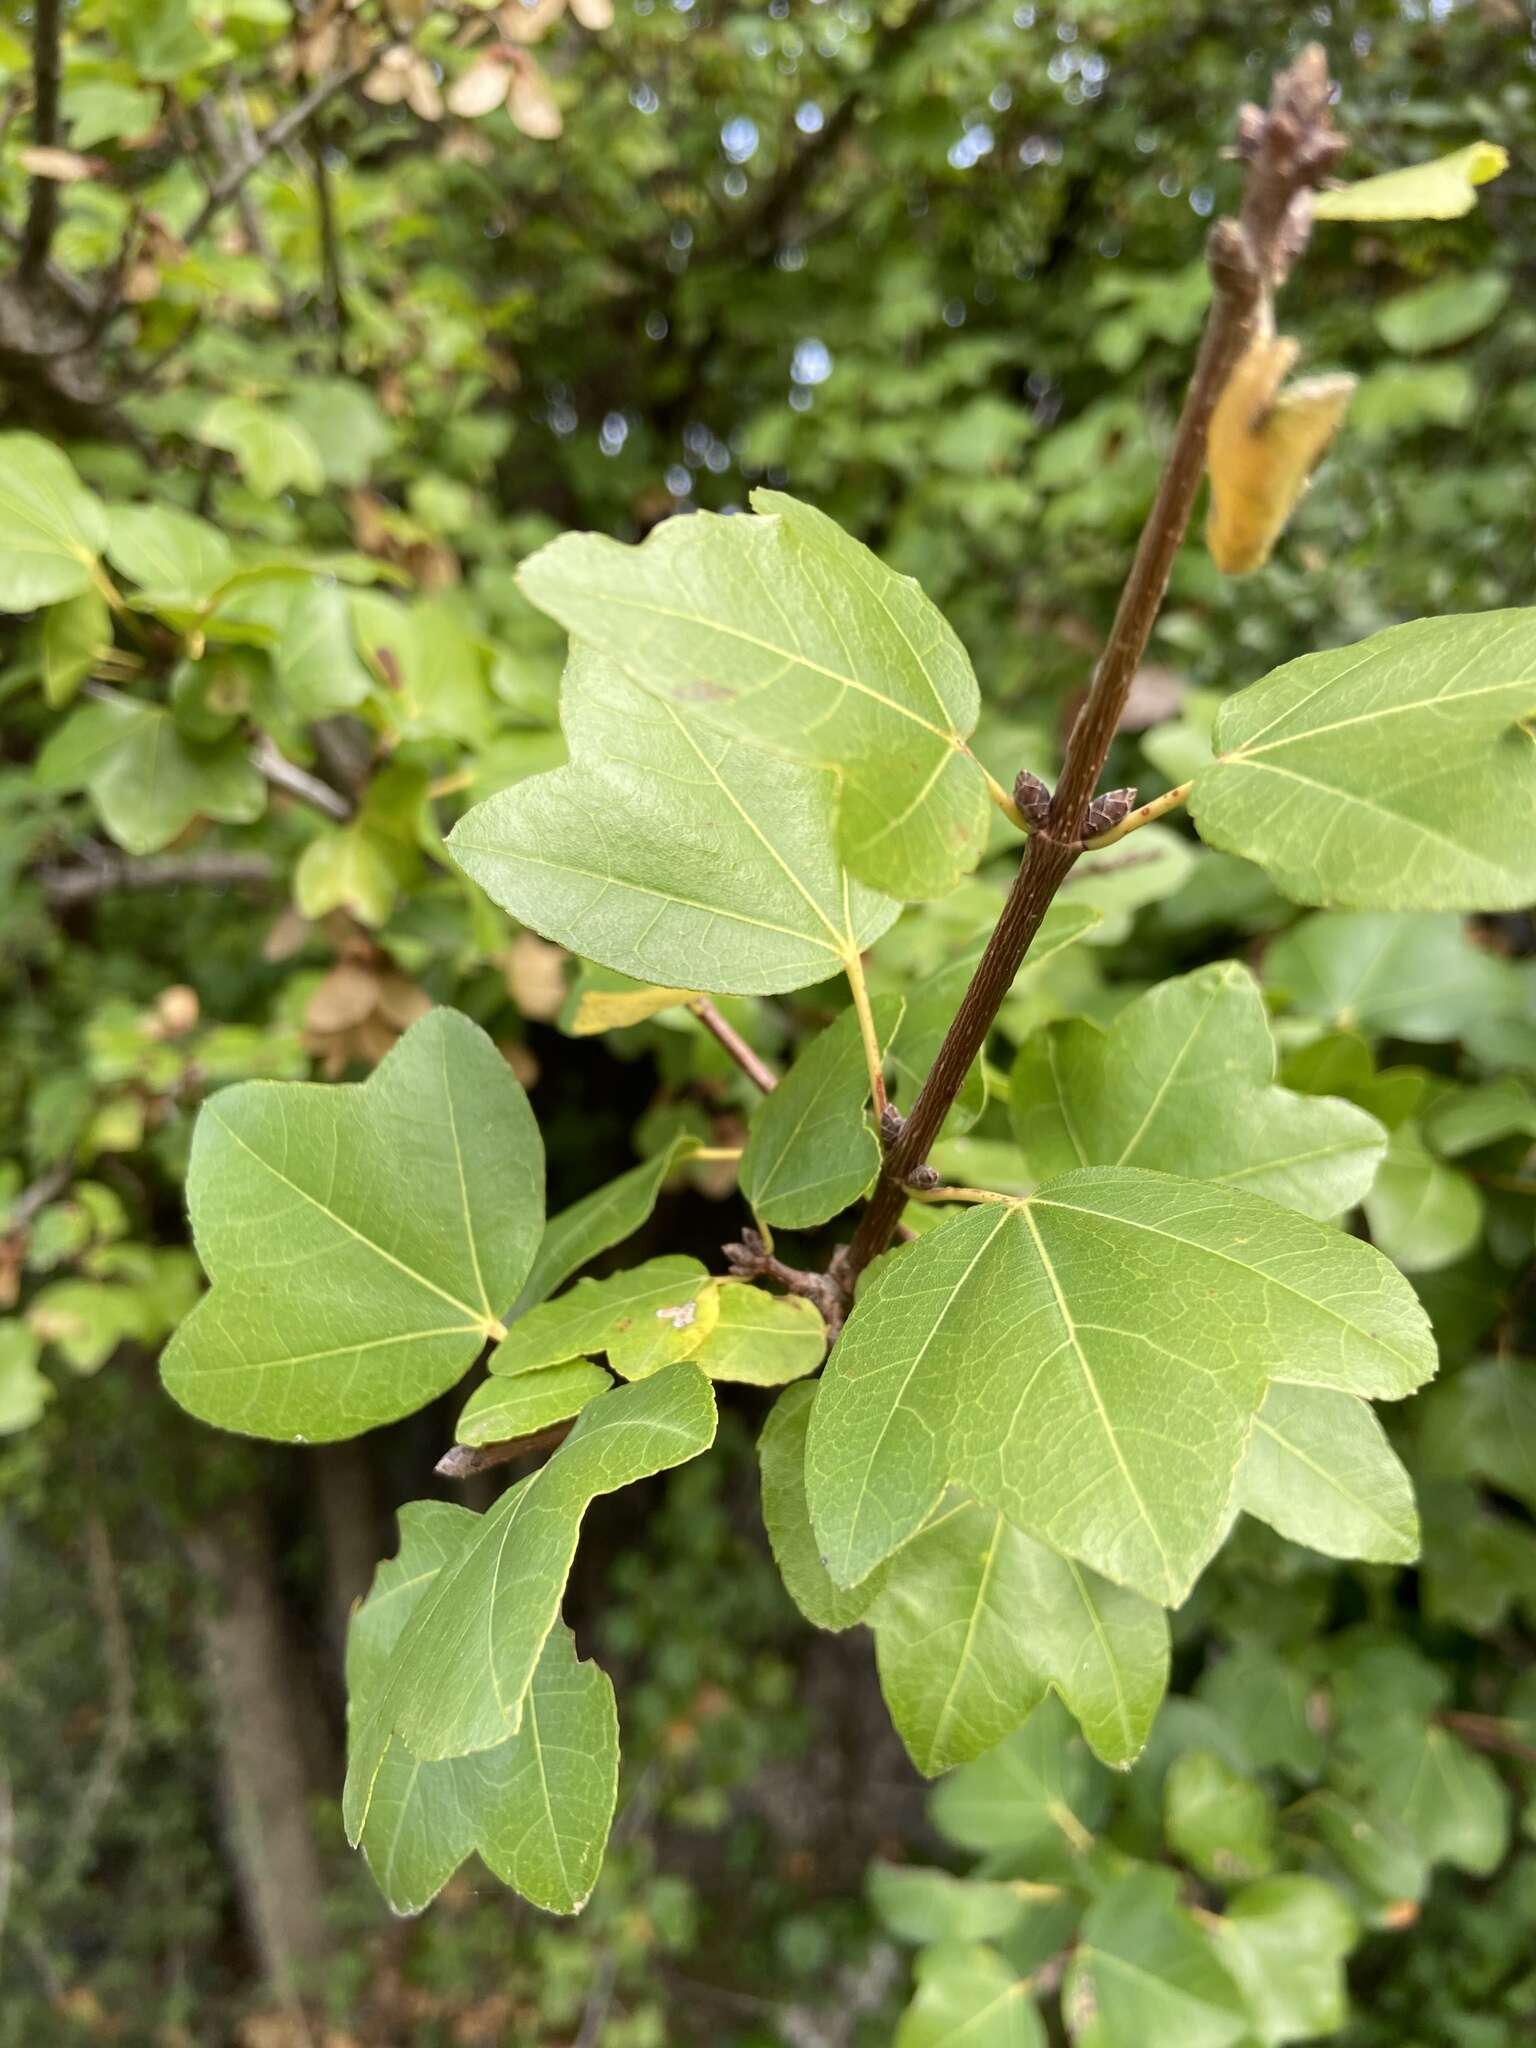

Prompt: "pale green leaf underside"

[0,431,108,609]
[1190,611,1536,912]
[162,1010,543,1442]
[344,1366,715,1846]
[806,1171,1434,1606]
[1011,962,1385,1220]
[930,1695,1105,1856]
[1237,1382,1419,1564]
[896,1944,1045,2048]
[869,1496,1168,1774]
[515,491,991,899]
[36,696,266,855]
[740,995,902,1229]
[1066,1868,1250,2048]
[347,1503,616,1915]
[450,646,899,996]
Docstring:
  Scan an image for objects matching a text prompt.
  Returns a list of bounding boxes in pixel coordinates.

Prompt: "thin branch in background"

[843,44,1346,1284]
[573,1947,620,2048]
[38,849,277,906]
[18,0,63,282]
[191,97,294,317]
[4,1162,71,1237]
[689,997,779,1094]
[250,734,355,822]
[310,129,349,366]
[182,40,404,249]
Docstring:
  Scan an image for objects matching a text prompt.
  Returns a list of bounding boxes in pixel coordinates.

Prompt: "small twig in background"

[18,0,63,282]
[689,997,778,1093]
[251,734,355,822]
[38,849,277,906]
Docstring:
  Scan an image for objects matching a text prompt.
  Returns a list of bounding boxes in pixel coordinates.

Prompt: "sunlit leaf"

[162,1010,542,1441]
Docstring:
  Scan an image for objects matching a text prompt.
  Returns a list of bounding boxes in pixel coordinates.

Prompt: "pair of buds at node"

[878,1104,940,1191]
[1013,771,1138,842]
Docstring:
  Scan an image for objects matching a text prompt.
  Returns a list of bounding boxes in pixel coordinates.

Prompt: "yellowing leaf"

[1314,142,1508,222]
[1206,331,1354,575]
[568,982,695,1033]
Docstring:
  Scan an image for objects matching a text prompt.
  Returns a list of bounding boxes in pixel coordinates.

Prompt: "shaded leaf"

[758,1381,889,1632]
[1237,1382,1419,1564]
[1010,962,1385,1220]
[1210,1877,1356,2046]
[1064,1866,1249,2048]
[1164,1749,1277,1884]
[896,1943,1044,2048]
[36,696,265,855]
[931,1697,1105,1857]
[870,1498,1168,1774]
[1264,911,1518,1041]
[0,433,107,610]
[740,997,901,1228]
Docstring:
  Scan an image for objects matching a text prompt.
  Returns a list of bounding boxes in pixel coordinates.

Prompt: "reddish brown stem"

[844,47,1343,1287]
[690,997,778,1093]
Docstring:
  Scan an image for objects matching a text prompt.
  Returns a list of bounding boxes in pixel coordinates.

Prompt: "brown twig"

[1438,1710,1536,1768]
[689,997,778,1094]
[182,41,402,249]
[842,46,1343,1287]
[723,1228,851,1339]
[435,1421,574,1480]
[18,0,63,282]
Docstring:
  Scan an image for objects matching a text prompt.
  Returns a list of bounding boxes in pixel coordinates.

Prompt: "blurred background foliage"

[1,0,1534,2040]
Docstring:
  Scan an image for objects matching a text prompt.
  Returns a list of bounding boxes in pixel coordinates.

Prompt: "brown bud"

[1084,787,1138,836]
[1013,769,1053,830]
[905,1164,941,1192]
[879,1103,905,1146]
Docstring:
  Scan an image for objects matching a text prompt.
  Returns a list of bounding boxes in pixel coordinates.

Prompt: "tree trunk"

[187,1502,331,2002]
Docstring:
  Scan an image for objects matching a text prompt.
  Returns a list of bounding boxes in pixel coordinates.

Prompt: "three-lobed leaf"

[1010,962,1385,1219]
[1189,612,1536,912]
[162,1009,543,1441]
[347,1502,617,1914]
[807,1173,1434,1606]
[515,491,991,899]
[449,645,900,995]
[344,1364,716,1844]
